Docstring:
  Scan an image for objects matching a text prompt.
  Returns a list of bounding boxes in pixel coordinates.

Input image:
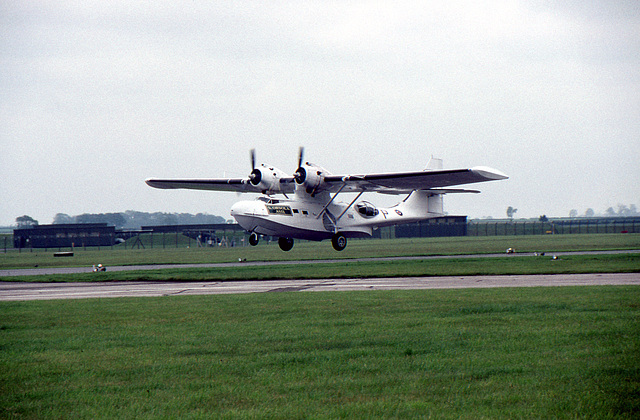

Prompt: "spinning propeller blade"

[248,149,262,185]
[294,146,306,184]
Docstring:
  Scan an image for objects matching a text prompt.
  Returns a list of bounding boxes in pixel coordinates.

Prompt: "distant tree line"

[495,203,639,221]
[52,211,225,229]
[15,215,39,228]
[569,204,638,219]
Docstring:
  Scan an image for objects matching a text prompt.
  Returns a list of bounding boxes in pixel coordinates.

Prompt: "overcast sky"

[1,1,639,226]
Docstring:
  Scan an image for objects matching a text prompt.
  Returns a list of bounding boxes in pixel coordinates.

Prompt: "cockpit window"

[266,205,293,215]
[356,201,379,217]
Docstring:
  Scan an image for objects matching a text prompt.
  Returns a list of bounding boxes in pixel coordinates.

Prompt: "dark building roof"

[14,223,115,248]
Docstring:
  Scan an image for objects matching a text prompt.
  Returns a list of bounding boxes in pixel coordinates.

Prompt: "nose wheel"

[331,233,347,251]
[278,237,294,251]
[249,232,260,246]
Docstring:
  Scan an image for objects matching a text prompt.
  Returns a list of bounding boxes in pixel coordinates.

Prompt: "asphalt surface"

[1,273,638,301]
[1,250,638,301]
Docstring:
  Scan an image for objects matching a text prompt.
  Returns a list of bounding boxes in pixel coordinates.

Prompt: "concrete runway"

[1,273,638,301]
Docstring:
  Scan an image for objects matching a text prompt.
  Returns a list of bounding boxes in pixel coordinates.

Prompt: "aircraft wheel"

[278,237,294,252]
[249,232,259,246]
[331,233,347,251]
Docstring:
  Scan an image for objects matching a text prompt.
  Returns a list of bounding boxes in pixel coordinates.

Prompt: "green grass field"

[1,234,639,418]
[1,234,639,283]
[1,287,638,418]
[2,233,640,270]
[3,253,639,283]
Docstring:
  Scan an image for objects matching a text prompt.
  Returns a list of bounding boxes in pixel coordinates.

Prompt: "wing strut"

[336,192,364,222]
[316,184,346,219]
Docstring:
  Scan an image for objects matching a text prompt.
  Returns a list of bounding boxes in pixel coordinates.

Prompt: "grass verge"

[1,287,638,418]
[2,234,639,270]
[2,253,639,283]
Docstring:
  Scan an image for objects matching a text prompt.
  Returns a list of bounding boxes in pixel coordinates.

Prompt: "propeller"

[294,146,306,184]
[249,149,262,185]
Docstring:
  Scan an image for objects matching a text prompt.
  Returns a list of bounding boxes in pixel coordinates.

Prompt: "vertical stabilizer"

[400,190,444,217]
[426,156,443,170]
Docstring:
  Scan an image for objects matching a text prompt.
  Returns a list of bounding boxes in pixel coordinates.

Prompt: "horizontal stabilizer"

[422,188,481,194]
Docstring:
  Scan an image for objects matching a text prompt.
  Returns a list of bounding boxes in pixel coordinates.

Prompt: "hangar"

[13,223,115,249]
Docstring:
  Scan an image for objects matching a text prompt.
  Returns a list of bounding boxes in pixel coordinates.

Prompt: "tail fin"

[400,190,444,216]
[426,156,443,170]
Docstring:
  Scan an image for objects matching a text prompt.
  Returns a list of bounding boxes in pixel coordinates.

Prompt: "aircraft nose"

[231,200,261,232]
[230,201,253,217]
[231,200,267,218]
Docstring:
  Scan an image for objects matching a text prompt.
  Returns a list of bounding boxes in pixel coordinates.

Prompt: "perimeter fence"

[2,217,639,252]
[467,218,639,236]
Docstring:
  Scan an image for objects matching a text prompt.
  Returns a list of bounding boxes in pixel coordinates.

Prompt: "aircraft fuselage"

[146,149,507,251]
[230,190,445,243]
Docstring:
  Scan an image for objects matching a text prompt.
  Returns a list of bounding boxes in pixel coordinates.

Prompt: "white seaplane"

[146,148,507,251]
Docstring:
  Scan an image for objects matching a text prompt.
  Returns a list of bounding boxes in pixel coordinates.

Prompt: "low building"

[394,216,468,238]
[139,223,244,234]
[13,223,116,249]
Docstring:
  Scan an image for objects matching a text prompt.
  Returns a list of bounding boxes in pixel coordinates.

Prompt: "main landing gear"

[278,237,294,251]
[248,232,345,252]
[331,233,347,251]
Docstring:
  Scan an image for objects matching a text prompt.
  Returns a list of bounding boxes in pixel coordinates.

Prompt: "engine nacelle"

[249,164,287,194]
[294,163,325,195]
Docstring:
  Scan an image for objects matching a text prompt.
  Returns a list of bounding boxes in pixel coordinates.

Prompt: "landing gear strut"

[331,233,347,251]
[249,232,259,246]
[278,237,294,252]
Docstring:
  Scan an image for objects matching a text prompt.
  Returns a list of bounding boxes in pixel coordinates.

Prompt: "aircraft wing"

[145,178,297,194]
[321,166,508,194]
[146,167,507,195]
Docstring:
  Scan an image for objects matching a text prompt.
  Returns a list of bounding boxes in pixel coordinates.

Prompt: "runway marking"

[267,282,337,293]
